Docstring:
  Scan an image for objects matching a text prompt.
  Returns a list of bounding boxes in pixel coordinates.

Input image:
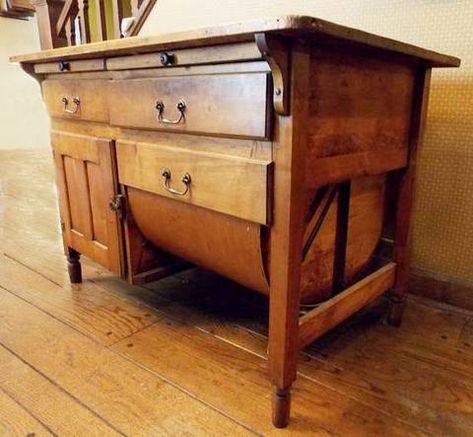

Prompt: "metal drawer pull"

[58,61,70,72]
[62,96,80,114]
[161,168,191,196]
[155,100,186,125]
[159,52,175,66]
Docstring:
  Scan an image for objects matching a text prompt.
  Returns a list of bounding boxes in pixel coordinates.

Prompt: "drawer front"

[42,79,109,122]
[108,73,272,139]
[34,58,105,74]
[117,140,272,224]
[107,42,262,70]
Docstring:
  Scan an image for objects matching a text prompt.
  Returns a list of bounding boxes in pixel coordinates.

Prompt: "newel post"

[30,0,68,50]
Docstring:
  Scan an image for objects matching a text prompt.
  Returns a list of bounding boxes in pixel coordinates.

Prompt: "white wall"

[0,16,49,149]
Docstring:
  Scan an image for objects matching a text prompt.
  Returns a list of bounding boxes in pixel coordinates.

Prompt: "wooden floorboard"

[0,344,121,436]
[0,386,53,436]
[0,253,160,345]
[1,148,472,435]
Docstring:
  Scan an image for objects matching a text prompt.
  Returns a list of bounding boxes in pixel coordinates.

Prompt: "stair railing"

[32,0,157,50]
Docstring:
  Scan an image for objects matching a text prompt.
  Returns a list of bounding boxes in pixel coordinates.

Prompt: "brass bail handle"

[62,96,80,114]
[155,99,186,124]
[161,168,191,196]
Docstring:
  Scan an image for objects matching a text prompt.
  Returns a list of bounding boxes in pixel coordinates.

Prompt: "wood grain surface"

[11,15,460,67]
[43,79,109,123]
[108,72,271,139]
[117,140,271,224]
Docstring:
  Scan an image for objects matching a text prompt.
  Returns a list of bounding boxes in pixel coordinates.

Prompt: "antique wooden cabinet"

[13,16,459,427]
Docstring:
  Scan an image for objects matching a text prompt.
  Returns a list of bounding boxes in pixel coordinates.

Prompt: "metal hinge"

[109,193,125,219]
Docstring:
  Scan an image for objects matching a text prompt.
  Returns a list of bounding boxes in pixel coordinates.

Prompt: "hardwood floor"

[0,149,472,435]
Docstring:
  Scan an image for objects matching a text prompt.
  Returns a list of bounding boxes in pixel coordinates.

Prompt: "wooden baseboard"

[409,270,473,312]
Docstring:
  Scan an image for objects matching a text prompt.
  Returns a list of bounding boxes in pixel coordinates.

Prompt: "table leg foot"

[272,386,291,428]
[67,248,82,284]
[387,296,405,327]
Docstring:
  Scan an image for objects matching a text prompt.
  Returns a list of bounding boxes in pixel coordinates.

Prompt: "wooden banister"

[55,0,75,37]
[32,0,158,50]
[110,0,123,39]
[77,0,89,42]
[64,15,74,45]
[91,0,106,41]
[127,0,156,36]
[31,0,67,49]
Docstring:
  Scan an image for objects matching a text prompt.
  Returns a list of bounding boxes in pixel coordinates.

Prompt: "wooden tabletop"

[11,15,460,68]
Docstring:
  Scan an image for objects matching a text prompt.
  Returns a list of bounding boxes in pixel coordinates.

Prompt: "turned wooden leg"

[386,164,414,327]
[66,247,82,284]
[386,170,412,328]
[387,68,431,327]
[272,386,291,428]
[263,40,311,428]
[387,295,406,326]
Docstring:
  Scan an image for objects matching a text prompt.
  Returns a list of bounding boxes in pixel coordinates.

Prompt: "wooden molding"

[30,0,68,50]
[409,270,473,312]
[128,0,157,37]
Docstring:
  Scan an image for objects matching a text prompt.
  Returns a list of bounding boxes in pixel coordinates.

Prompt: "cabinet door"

[51,131,123,274]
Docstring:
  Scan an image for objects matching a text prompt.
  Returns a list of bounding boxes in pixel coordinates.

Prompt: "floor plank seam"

[0,283,106,346]
[88,277,164,313]
[3,252,63,287]
[0,257,162,346]
[4,253,162,319]
[232,323,343,368]
[295,367,432,434]
[0,343,126,436]
[195,325,268,359]
[106,340,262,437]
[105,317,166,348]
[411,294,473,318]
[0,385,57,436]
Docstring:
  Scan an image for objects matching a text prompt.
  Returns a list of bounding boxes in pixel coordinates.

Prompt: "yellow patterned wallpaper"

[141,1,472,287]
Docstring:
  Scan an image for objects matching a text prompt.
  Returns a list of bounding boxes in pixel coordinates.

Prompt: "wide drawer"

[117,140,272,224]
[106,42,262,70]
[42,79,109,122]
[108,72,272,139]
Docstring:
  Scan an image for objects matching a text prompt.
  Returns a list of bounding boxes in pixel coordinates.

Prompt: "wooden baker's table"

[13,16,459,427]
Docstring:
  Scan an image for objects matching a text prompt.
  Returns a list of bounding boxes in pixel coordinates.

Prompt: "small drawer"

[42,79,109,122]
[108,72,272,139]
[117,140,272,224]
[34,58,105,74]
[106,42,262,70]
